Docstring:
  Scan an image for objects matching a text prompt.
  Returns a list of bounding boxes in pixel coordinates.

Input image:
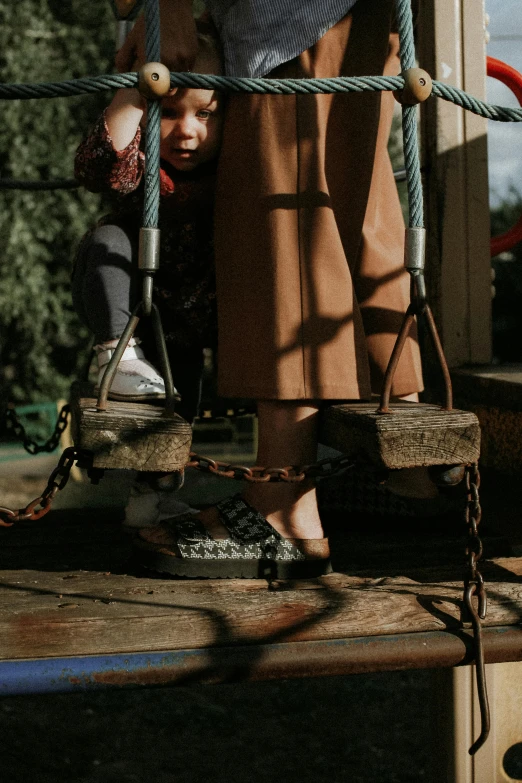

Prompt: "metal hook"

[465,581,491,755]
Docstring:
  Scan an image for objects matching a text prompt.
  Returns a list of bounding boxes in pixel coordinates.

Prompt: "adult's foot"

[243,400,324,539]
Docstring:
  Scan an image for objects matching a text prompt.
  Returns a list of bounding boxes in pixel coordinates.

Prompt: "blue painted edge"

[0,628,519,696]
[0,648,206,695]
[0,636,382,695]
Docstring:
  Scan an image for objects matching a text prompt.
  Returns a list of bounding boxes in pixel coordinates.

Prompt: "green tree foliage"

[0,0,115,406]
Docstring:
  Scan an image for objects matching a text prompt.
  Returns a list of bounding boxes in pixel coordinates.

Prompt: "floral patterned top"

[74,111,217,349]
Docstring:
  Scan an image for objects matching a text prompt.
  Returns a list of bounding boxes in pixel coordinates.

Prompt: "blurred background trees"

[0,0,114,407]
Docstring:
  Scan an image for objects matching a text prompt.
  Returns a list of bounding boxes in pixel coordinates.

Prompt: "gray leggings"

[72,223,138,344]
[72,223,204,422]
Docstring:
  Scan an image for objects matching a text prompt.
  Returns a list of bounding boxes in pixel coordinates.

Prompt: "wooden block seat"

[319,402,480,470]
[70,382,192,472]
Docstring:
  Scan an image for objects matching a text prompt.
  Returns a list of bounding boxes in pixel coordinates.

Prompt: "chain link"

[5,403,70,455]
[0,446,81,527]
[463,462,490,755]
[187,452,354,482]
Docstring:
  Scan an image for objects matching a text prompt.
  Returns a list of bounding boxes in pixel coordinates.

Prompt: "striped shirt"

[206,0,360,78]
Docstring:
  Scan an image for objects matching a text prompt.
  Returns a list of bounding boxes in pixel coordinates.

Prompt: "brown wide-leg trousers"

[214,0,423,400]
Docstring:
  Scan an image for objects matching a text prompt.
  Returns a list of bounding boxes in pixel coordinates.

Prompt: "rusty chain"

[187,452,354,482]
[463,462,490,756]
[0,446,82,527]
[5,403,70,455]
[0,444,354,527]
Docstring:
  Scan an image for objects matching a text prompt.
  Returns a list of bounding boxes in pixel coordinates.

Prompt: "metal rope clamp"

[405,226,427,305]
[139,226,160,315]
[376,225,456,413]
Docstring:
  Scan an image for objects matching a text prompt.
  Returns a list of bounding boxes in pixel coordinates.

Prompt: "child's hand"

[115,0,198,74]
[105,89,147,151]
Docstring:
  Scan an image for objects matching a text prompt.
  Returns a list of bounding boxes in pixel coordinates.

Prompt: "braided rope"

[395,0,423,227]
[144,0,160,61]
[166,73,405,95]
[395,0,416,70]
[0,74,137,99]
[143,100,161,227]
[143,0,161,228]
[0,73,520,121]
[432,81,522,121]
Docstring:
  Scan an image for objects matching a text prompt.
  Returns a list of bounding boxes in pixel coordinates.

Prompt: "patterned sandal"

[133,495,332,579]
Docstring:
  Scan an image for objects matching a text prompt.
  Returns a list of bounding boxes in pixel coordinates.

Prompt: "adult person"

[119,0,424,578]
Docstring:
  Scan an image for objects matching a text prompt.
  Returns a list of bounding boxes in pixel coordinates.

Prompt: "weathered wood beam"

[418,0,491,366]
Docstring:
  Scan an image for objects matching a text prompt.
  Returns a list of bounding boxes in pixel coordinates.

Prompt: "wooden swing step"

[319,402,480,470]
[69,382,192,472]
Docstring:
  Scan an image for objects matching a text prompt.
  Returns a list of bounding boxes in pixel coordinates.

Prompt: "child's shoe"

[124,480,198,529]
[95,338,170,402]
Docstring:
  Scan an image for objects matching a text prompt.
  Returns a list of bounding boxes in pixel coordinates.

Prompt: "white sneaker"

[124,481,198,529]
[95,339,170,402]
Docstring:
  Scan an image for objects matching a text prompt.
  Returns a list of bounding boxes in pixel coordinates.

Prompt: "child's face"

[159,89,223,172]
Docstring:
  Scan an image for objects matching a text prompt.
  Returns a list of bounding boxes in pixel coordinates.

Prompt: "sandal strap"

[173,514,212,543]
[162,501,308,562]
[216,495,282,543]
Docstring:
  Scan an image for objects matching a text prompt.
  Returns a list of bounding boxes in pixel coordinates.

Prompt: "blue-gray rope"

[395,0,423,227]
[142,0,161,228]
[1,73,520,121]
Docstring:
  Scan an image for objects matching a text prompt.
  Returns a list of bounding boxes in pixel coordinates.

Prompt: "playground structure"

[1,1,522,780]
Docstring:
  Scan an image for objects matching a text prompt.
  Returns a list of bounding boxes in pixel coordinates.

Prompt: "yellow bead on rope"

[394,68,433,105]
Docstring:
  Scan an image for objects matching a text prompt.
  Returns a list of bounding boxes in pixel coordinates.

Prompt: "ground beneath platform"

[1,668,431,783]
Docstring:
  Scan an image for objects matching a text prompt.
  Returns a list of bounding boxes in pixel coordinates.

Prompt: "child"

[72,31,223,424]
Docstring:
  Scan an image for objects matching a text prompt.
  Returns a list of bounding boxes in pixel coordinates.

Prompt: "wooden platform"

[0,469,520,682]
[453,364,522,473]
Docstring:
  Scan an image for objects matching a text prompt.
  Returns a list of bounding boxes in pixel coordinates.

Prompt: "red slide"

[487,56,522,257]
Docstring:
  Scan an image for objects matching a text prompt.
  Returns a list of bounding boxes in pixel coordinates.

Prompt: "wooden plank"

[0,561,520,660]
[453,365,522,411]
[70,382,192,471]
[453,365,522,472]
[320,402,480,468]
[418,0,492,366]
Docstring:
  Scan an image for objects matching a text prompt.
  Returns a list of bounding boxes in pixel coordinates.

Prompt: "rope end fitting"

[394,68,433,106]
[404,227,426,272]
[138,62,171,100]
[139,227,160,315]
[405,227,427,305]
